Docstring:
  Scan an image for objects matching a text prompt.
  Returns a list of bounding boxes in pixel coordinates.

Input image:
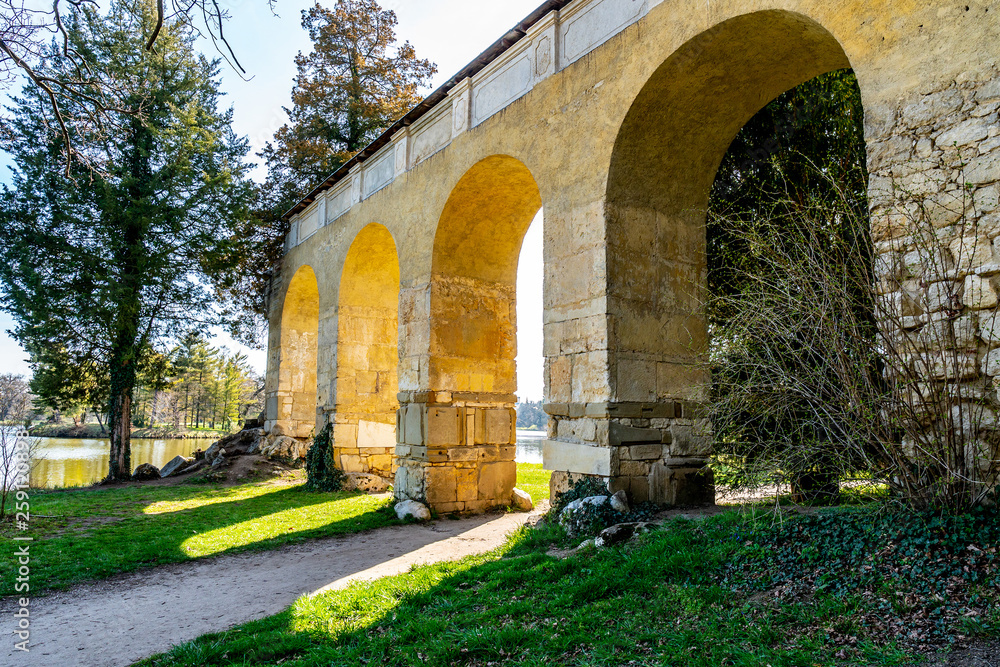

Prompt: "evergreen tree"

[216,0,436,348]
[0,2,253,481]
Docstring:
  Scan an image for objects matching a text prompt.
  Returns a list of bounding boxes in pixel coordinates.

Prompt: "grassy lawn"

[1,478,400,595]
[135,505,999,667]
[514,462,549,506]
[1,462,550,596]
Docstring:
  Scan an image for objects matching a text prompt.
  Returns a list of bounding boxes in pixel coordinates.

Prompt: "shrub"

[305,424,345,492]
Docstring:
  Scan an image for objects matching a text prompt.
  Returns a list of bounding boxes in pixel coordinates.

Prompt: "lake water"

[17,429,549,489]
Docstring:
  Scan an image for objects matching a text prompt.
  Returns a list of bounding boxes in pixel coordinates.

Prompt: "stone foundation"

[544,401,715,506]
[394,391,518,514]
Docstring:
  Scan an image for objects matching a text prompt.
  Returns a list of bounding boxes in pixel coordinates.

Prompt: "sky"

[0,0,548,400]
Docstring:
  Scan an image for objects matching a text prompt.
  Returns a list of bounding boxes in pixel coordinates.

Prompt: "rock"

[160,456,193,478]
[183,459,208,475]
[511,487,533,511]
[559,495,612,535]
[260,435,307,461]
[131,463,161,481]
[204,428,265,460]
[342,473,391,494]
[594,522,655,548]
[395,499,431,521]
[211,452,229,468]
[609,490,630,513]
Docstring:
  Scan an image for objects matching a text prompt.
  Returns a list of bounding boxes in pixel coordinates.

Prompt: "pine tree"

[0,2,253,481]
[216,0,436,348]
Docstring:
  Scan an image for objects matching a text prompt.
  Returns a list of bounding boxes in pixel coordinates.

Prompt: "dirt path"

[1,509,539,667]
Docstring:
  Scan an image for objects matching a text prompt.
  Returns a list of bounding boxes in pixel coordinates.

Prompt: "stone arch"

[428,154,543,394]
[394,154,542,513]
[595,10,861,504]
[273,265,320,439]
[333,223,401,480]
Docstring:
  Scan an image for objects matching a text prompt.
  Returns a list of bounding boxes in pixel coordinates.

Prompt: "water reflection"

[30,437,203,489]
[21,429,549,489]
[515,429,545,464]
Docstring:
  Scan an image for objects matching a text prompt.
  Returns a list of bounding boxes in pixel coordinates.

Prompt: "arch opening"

[274,265,320,440]
[334,223,401,480]
[396,155,542,513]
[599,10,861,505]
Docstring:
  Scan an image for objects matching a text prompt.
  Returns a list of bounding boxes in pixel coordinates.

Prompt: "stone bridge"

[265,0,1000,513]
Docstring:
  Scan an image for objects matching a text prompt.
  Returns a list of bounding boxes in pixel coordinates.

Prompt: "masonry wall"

[265,0,1000,512]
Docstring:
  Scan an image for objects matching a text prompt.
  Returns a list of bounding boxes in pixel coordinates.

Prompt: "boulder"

[395,499,431,521]
[160,456,193,478]
[609,490,630,513]
[343,473,391,494]
[511,487,534,511]
[131,463,161,481]
[594,522,655,548]
[204,428,265,460]
[260,435,307,461]
[211,451,228,468]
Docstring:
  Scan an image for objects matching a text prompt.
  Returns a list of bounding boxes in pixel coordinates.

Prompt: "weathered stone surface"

[394,499,431,521]
[511,487,533,511]
[260,435,307,461]
[342,473,391,494]
[594,522,654,548]
[160,456,193,478]
[609,489,630,513]
[964,275,998,310]
[131,463,160,481]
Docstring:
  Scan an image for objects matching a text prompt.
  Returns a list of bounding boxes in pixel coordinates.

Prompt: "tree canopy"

[215,0,436,348]
[0,1,254,480]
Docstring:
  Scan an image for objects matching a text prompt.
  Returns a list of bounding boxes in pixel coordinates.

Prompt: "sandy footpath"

[1,509,538,667]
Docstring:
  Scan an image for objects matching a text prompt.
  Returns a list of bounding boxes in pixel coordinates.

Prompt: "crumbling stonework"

[868,65,1000,483]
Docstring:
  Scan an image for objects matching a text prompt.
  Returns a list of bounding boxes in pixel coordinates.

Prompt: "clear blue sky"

[0,0,547,400]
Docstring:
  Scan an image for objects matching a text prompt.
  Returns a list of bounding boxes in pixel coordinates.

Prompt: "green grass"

[0,479,400,595]
[134,512,924,667]
[514,462,550,506]
[1,462,550,596]
[135,503,1000,667]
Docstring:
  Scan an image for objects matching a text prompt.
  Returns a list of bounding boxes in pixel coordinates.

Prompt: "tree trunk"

[105,340,138,483]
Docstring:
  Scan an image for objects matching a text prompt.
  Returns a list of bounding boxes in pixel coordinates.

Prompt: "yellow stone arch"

[333,223,401,479]
[429,154,543,395]
[275,265,319,439]
[605,9,859,404]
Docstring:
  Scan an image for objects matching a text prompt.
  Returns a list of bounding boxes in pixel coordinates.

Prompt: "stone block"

[628,476,650,503]
[620,460,652,477]
[426,407,460,446]
[478,461,516,502]
[340,454,365,473]
[403,405,423,446]
[629,444,664,460]
[425,466,457,505]
[448,447,478,462]
[609,422,662,446]
[964,275,998,310]
[668,421,712,457]
[543,440,612,476]
[456,467,478,502]
[485,408,513,444]
[368,455,392,474]
[477,445,500,462]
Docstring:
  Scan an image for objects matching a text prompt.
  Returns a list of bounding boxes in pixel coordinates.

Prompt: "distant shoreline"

[29,424,233,440]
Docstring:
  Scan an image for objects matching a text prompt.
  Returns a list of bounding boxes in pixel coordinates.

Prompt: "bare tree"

[0,374,42,519]
[0,0,271,174]
[708,163,999,511]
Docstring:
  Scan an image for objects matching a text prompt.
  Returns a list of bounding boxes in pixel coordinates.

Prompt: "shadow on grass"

[135,514,920,667]
[0,485,400,595]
